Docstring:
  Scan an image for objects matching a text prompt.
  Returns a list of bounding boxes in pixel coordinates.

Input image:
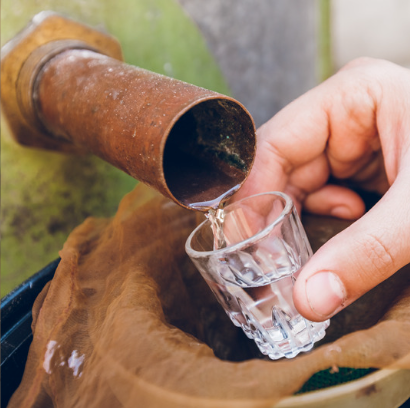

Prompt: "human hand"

[236,58,410,322]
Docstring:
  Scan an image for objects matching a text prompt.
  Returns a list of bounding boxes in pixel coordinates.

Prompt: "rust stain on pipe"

[1,13,256,210]
[32,49,256,209]
[1,12,123,154]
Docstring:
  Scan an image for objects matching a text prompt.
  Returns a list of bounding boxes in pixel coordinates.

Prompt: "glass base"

[235,309,330,360]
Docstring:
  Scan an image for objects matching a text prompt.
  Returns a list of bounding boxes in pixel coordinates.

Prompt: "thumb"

[293,173,410,322]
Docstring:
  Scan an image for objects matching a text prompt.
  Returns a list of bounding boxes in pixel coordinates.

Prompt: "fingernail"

[306,272,346,318]
[330,206,352,219]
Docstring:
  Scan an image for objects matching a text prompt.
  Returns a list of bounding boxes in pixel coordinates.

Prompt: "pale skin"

[236,58,410,322]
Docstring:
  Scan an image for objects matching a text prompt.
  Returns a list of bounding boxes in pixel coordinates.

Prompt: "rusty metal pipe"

[1,13,256,210]
[23,48,256,210]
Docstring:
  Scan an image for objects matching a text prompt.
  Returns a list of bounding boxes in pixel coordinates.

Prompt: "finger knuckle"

[355,233,395,279]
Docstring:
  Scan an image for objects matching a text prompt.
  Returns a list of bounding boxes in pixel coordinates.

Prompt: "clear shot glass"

[185,192,330,359]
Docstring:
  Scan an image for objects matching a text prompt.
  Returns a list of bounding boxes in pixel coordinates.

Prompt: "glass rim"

[185,191,293,258]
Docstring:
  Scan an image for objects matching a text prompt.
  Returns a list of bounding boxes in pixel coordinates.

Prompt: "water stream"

[188,184,240,250]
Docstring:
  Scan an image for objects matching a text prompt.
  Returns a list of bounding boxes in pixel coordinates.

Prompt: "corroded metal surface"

[35,49,256,209]
[1,11,123,153]
[1,13,256,209]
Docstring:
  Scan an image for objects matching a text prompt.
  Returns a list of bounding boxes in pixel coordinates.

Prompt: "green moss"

[0,131,137,296]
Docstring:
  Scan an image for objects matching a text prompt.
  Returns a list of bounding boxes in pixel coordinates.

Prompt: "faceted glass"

[185,192,329,359]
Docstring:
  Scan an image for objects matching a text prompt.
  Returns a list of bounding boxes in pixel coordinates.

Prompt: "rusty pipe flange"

[17,39,100,142]
[1,11,123,153]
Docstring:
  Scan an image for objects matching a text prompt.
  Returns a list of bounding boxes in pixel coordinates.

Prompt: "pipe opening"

[163,99,255,210]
